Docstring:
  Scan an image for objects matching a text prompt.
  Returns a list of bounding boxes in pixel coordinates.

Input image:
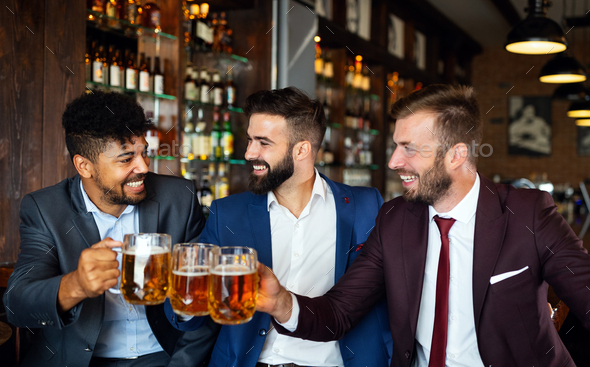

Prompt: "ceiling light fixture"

[539,54,587,83]
[505,0,567,55]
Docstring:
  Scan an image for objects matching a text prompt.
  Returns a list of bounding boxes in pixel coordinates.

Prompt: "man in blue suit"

[166,87,391,367]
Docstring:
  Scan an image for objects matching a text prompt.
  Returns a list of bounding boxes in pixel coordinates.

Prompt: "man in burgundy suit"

[256,84,590,367]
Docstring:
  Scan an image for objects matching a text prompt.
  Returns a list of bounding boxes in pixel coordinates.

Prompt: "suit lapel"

[323,175,354,282]
[472,174,509,331]
[402,202,429,337]
[70,175,101,248]
[248,194,273,267]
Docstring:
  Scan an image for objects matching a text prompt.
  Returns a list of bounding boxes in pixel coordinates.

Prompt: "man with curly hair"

[4,91,219,367]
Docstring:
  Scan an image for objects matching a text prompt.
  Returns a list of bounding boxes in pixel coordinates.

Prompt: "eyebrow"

[394,141,413,146]
[117,151,135,158]
[247,134,275,144]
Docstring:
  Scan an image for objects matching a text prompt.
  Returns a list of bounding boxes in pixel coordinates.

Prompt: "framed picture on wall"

[346,0,371,40]
[508,96,552,156]
[414,31,426,70]
[388,14,404,59]
[577,126,590,156]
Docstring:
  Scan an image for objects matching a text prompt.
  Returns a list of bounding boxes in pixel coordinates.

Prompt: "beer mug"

[208,246,258,324]
[120,233,171,305]
[169,243,217,316]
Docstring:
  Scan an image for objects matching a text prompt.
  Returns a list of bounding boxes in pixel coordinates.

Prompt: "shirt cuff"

[275,292,299,332]
[178,314,194,322]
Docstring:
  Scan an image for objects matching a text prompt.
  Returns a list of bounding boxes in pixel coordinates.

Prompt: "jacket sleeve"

[185,180,206,243]
[3,194,82,329]
[535,191,590,330]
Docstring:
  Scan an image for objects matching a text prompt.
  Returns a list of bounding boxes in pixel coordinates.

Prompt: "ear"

[293,140,312,161]
[73,154,95,179]
[448,143,469,170]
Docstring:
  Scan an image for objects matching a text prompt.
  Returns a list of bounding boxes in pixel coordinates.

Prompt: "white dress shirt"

[412,173,484,367]
[259,169,344,366]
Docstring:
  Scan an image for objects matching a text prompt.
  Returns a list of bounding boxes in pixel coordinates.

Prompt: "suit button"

[259,329,267,336]
[40,321,47,326]
[84,347,92,352]
[405,350,411,359]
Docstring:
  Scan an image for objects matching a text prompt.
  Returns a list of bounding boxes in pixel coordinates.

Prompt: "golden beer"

[121,246,170,305]
[169,266,210,316]
[208,264,258,324]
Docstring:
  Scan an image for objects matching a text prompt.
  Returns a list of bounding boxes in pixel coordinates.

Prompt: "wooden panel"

[0,0,46,264]
[370,65,386,195]
[42,0,84,188]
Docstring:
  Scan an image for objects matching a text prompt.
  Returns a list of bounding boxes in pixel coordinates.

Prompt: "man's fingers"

[85,248,120,261]
[257,262,273,279]
[91,237,123,249]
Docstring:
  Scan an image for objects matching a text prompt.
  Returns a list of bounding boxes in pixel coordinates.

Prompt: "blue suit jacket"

[166,174,392,366]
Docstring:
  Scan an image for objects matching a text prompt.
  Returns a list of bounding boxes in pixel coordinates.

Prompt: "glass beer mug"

[208,246,258,324]
[169,243,217,316]
[120,233,171,305]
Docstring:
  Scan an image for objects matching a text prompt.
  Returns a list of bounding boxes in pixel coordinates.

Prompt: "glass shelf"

[152,155,176,161]
[316,163,379,170]
[87,9,177,41]
[86,81,177,100]
[183,100,243,113]
[180,157,247,165]
[341,125,380,135]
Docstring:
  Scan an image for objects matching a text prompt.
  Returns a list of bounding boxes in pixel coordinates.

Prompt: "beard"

[95,169,147,206]
[248,150,295,195]
[398,152,451,206]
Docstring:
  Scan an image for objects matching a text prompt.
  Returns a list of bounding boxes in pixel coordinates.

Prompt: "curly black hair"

[62,90,151,163]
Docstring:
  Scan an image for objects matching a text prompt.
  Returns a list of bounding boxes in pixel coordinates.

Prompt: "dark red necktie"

[429,215,456,367]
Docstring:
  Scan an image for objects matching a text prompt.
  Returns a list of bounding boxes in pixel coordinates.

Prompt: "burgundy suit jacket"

[274,174,590,366]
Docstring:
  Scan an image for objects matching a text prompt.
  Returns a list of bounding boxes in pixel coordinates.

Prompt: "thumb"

[92,237,123,249]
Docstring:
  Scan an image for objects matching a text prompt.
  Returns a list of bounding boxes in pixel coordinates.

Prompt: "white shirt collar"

[428,173,480,224]
[267,168,326,211]
[79,180,135,218]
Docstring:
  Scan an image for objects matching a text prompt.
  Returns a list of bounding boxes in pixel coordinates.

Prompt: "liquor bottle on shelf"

[207,162,216,198]
[183,121,195,158]
[145,112,160,157]
[323,48,333,104]
[210,110,221,160]
[146,56,153,92]
[142,0,160,31]
[109,47,122,87]
[211,13,222,52]
[102,46,110,86]
[225,68,236,108]
[212,71,224,107]
[219,12,233,54]
[314,43,324,80]
[90,0,103,13]
[199,175,214,216]
[323,126,334,165]
[153,56,164,95]
[135,0,143,25]
[184,65,197,100]
[195,12,213,51]
[194,108,209,160]
[192,67,201,102]
[92,43,104,84]
[125,51,137,90]
[105,0,119,28]
[222,112,233,161]
[138,53,150,92]
[199,67,211,104]
[85,41,92,81]
[125,0,137,24]
[215,163,229,199]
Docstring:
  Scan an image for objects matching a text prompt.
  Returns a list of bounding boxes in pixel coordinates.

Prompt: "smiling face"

[245,113,295,195]
[389,112,452,206]
[82,135,150,213]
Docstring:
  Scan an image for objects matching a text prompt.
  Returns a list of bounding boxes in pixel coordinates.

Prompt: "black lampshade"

[539,54,587,83]
[505,0,567,55]
[553,83,588,100]
[567,99,590,118]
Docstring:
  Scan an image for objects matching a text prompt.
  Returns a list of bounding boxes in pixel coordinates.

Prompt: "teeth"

[253,165,267,171]
[126,180,143,188]
[400,175,417,182]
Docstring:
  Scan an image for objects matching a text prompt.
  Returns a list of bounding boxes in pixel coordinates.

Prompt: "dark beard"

[248,151,295,195]
[96,170,147,206]
[400,152,451,206]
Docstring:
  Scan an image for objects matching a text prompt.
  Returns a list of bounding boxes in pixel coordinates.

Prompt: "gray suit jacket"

[4,172,220,367]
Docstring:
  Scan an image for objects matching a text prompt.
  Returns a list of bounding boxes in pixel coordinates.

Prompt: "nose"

[388,146,405,170]
[244,141,258,161]
[135,154,150,174]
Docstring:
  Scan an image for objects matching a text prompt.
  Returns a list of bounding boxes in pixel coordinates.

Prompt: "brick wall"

[471,42,590,185]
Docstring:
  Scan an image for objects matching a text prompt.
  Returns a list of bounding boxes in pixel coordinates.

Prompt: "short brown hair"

[390,84,483,165]
[244,87,326,153]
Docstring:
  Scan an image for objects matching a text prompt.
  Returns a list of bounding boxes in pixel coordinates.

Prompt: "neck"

[81,178,127,218]
[432,172,476,213]
[272,167,316,219]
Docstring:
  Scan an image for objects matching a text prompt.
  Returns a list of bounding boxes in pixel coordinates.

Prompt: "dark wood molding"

[491,0,522,27]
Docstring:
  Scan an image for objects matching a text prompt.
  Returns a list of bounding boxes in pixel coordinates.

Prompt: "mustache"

[124,174,147,184]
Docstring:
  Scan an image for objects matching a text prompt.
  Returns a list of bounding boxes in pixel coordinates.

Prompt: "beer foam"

[210,264,256,276]
[122,246,169,255]
[173,266,209,276]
